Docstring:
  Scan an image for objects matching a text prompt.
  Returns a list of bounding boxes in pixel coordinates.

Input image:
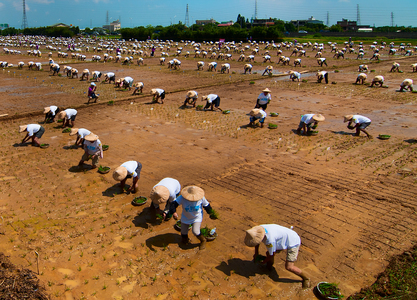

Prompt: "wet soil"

[0,41,416,299]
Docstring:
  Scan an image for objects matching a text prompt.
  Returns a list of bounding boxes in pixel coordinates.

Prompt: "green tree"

[329,24,343,32]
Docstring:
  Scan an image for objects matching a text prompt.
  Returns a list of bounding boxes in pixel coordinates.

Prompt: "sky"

[0,0,415,29]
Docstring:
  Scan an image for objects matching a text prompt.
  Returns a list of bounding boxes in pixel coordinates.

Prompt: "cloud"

[32,0,54,3]
[13,1,29,11]
[92,0,109,3]
[0,2,3,9]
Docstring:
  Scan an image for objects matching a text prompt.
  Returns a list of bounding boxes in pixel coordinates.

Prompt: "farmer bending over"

[296,114,325,135]
[113,161,142,194]
[19,124,45,147]
[244,224,311,289]
[344,115,372,139]
[69,128,91,146]
[150,178,181,220]
[78,133,103,169]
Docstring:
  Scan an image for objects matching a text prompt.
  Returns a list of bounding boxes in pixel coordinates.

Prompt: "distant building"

[337,19,371,32]
[291,16,324,27]
[196,19,216,26]
[50,23,71,28]
[337,19,357,31]
[252,18,275,27]
[103,20,121,32]
[218,21,234,27]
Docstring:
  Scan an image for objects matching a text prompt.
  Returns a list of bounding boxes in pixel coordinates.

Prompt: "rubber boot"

[197,234,206,250]
[299,272,311,289]
[181,234,190,245]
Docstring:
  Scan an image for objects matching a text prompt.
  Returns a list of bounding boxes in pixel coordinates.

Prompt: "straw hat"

[244,226,266,247]
[250,108,261,117]
[19,125,27,133]
[69,128,79,136]
[343,115,354,123]
[84,133,99,142]
[186,91,197,98]
[56,111,66,119]
[181,186,204,202]
[312,114,325,122]
[150,185,170,205]
[150,89,158,95]
[43,107,51,114]
[266,66,273,70]
[113,166,127,181]
[202,95,208,101]
[262,88,271,93]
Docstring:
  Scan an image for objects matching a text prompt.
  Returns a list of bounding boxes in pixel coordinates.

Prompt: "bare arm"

[21,133,29,143]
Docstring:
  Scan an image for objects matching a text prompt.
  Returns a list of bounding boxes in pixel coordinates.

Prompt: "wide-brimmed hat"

[19,125,27,133]
[244,226,266,247]
[43,107,51,114]
[312,114,325,122]
[56,111,66,119]
[266,66,273,70]
[250,108,261,117]
[187,91,197,98]
[113,166,127,181]
[181,186,204,202]
[150,185,170,205]
[90,82,96,86]
[84,133,99,142]
[262,88,271,93]
[150,89,158,95]
[69,128,79,136]
[344,115,354,123]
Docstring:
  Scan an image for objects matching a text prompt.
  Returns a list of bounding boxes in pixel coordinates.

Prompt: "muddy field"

[0,40,416,300]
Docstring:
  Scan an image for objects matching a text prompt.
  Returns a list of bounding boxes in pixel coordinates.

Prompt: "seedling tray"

[62,128,71,133]
[268,123,278,129]
[102,145,109,151]
[378,134,391,140]
[200,226,217,241]
[270,112,279,117]
[131,196,148,206]
[316,282,343,300]
[40,143,49,149]
[222,110,230,114]
[98,166,110,174]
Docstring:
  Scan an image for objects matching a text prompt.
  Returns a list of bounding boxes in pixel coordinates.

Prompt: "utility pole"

[356,4,361,25]
[21,0,28,29]
[185,4,190,27]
